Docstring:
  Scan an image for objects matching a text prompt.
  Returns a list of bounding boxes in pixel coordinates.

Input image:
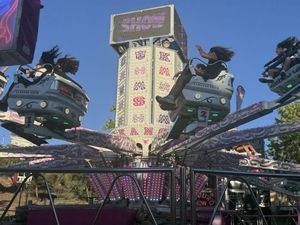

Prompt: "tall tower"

[110,5,187,157]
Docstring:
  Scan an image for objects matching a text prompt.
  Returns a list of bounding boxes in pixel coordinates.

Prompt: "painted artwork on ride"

[0,0,41,66]
[0,0,18,50]
[196,190,216,207]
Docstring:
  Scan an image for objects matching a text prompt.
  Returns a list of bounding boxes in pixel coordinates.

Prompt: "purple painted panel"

[0,0,18,50]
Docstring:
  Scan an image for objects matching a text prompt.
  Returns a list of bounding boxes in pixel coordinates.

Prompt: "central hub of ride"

[109,5,187,157]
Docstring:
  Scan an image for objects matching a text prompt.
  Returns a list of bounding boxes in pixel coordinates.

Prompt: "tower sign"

[110,5,187,61]
[110,5,187,156]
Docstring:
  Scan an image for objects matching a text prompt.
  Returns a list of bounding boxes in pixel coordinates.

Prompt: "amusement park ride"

[0,2,300,225]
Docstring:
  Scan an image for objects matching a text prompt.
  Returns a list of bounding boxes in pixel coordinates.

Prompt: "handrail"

[207,177,268,225]
[190,168,300,225]
[91,174,158,225]
[0,173,60,225]
[0,167,176,225]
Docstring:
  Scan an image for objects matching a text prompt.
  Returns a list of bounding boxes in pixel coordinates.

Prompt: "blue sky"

[1,0,300,144]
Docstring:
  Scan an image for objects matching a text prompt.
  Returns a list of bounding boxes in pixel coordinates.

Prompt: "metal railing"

[190,168,300,225]
[0,167,177,225]
[1,167,300,225]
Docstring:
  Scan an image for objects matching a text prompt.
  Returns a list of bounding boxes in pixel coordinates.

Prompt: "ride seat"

[16,75,33,86]
[16,73,47,87]
[194,60,228,81]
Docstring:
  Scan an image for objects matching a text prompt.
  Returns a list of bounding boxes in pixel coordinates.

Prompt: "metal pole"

[0,174,60,225]
[190,168,300,179]
[180,167,186,225]
[190,168,196,225]
[170,168,176,225]
[243,178,268,225]
[42,175,60,225]
[25,184,29,205]
[18,186,23,207]
[208,183,227,225]
[0,167,175,174]
[0,175,32,222]
[207,177,268,225]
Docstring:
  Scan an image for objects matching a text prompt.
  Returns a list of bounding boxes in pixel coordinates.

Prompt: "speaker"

[0,0,41,66]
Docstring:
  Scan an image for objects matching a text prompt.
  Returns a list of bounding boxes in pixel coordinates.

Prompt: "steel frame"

[190,168,300,225]
[0,167,177,225]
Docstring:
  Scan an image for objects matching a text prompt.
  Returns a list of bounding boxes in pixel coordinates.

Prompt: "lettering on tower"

[159,66,170,76]
[134,66,146,75]
[132,96,145,106]
[159,52,170,62]
[135,50,146,60]
[159,82,170,92]
[133,81,146,91]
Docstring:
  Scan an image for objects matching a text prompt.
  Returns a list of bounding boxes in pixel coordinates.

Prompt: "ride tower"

[110,5,187,157]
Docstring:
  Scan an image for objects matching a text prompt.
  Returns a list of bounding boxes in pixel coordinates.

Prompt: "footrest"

[1,121,48,145]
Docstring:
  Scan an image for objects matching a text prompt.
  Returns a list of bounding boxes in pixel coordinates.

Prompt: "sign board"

[110,5,187,60]
[114,46,183,155]
[111,6,171,43]
[0,0,41,66]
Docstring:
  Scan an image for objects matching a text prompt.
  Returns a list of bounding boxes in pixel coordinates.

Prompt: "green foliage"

[0,148,89,201]
[27,173,90,200]
[102,104,116,131]
[109,105,116,112]
[0,158,20,167]
[0,145,22,167]
[102,118,115,131]
[267,102,300,163]
[52,173,89,199]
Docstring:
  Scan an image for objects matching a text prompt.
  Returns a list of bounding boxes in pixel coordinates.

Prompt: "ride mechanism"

[0,3,300,218]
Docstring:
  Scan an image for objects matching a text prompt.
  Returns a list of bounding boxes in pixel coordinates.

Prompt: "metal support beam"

[180,167,186,225]
[190,169,196,225]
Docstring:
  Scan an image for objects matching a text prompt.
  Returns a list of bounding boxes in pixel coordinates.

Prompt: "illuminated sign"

[111,6,170,43]
[0,0,18,50]
[110,5,188,60]
[0,0,41,66]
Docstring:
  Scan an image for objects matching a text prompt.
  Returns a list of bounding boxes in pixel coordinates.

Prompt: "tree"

[267,102,300,163]
[0,144,22,167]
[101,105,116,131]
